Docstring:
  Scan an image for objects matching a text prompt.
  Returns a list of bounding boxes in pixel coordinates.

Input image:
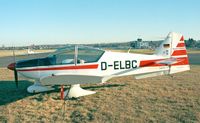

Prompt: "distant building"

[132,38,150,49]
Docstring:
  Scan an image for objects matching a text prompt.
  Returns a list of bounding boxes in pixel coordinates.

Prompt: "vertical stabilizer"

[155,32,190,74]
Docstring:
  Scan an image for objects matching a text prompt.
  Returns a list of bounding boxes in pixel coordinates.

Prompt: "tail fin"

[155,32,190,74]
[155,32,186,57]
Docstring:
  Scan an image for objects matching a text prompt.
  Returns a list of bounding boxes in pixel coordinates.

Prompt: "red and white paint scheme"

[7,32,190,98]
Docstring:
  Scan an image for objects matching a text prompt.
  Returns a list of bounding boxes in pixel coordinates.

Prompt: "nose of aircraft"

[7,63,16,71]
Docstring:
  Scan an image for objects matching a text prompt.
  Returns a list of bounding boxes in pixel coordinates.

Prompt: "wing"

[40,74,113,85]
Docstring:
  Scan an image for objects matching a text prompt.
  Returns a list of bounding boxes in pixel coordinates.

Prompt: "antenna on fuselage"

[127,47,132,53]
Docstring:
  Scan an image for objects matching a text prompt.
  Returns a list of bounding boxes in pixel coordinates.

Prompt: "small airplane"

[27,47,44,55]
[27,48,35,55]
[7,32,190,99]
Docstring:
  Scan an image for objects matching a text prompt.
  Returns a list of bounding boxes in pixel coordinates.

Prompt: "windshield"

[77,46,104,63]
[16,45,105,68]
[49,46,75,65]
[48,45,104,65]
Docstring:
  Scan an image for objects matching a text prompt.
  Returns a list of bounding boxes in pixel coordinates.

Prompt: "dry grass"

[0,50,55,57]
[0,66,200,122]
[187,49,200,54]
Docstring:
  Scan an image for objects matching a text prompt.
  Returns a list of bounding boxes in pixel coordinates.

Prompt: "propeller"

[13,48,19,88]
[7,62,18,88]
[14,67,18,88]
[7,47,19,88]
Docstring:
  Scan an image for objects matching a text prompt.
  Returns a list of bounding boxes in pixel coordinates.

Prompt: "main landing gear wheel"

[64,84,96,98]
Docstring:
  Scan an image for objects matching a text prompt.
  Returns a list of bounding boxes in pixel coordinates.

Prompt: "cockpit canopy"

[49,45,104,65]
[16,45,105,68]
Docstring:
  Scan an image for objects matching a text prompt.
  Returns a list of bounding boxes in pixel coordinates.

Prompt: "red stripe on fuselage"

[139,59,164,67]
[18,64,99,72]
[172,50,187,56]
[139,57,189,67]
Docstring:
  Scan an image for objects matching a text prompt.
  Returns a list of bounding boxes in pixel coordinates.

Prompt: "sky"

[0,0,199,46]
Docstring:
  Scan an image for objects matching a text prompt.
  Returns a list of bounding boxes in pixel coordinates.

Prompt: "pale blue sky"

[0,0,199,46]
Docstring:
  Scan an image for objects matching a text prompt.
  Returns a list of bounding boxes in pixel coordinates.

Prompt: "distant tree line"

[185,38,200,48]
[1,38,200,50]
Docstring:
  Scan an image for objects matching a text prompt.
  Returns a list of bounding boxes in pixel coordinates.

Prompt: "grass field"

[0,65,200,122]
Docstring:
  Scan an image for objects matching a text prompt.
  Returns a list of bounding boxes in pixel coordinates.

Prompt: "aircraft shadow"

[0,80,33,106]
[49,83,126,92]
[49,83,127,100]
[83,83,126,90]
[0,80,126,105]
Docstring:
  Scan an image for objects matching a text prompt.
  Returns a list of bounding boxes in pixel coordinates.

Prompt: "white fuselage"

[17,51,169,81]
[8,32,190,95]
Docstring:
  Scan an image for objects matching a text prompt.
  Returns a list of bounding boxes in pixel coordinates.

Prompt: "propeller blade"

[14,69,18,88]
[12,47,18,88]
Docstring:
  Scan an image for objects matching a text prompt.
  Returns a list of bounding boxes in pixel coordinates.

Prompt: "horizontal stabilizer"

[155,58,181,65]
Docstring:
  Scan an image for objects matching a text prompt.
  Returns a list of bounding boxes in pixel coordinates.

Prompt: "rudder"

[155,32,190,74]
